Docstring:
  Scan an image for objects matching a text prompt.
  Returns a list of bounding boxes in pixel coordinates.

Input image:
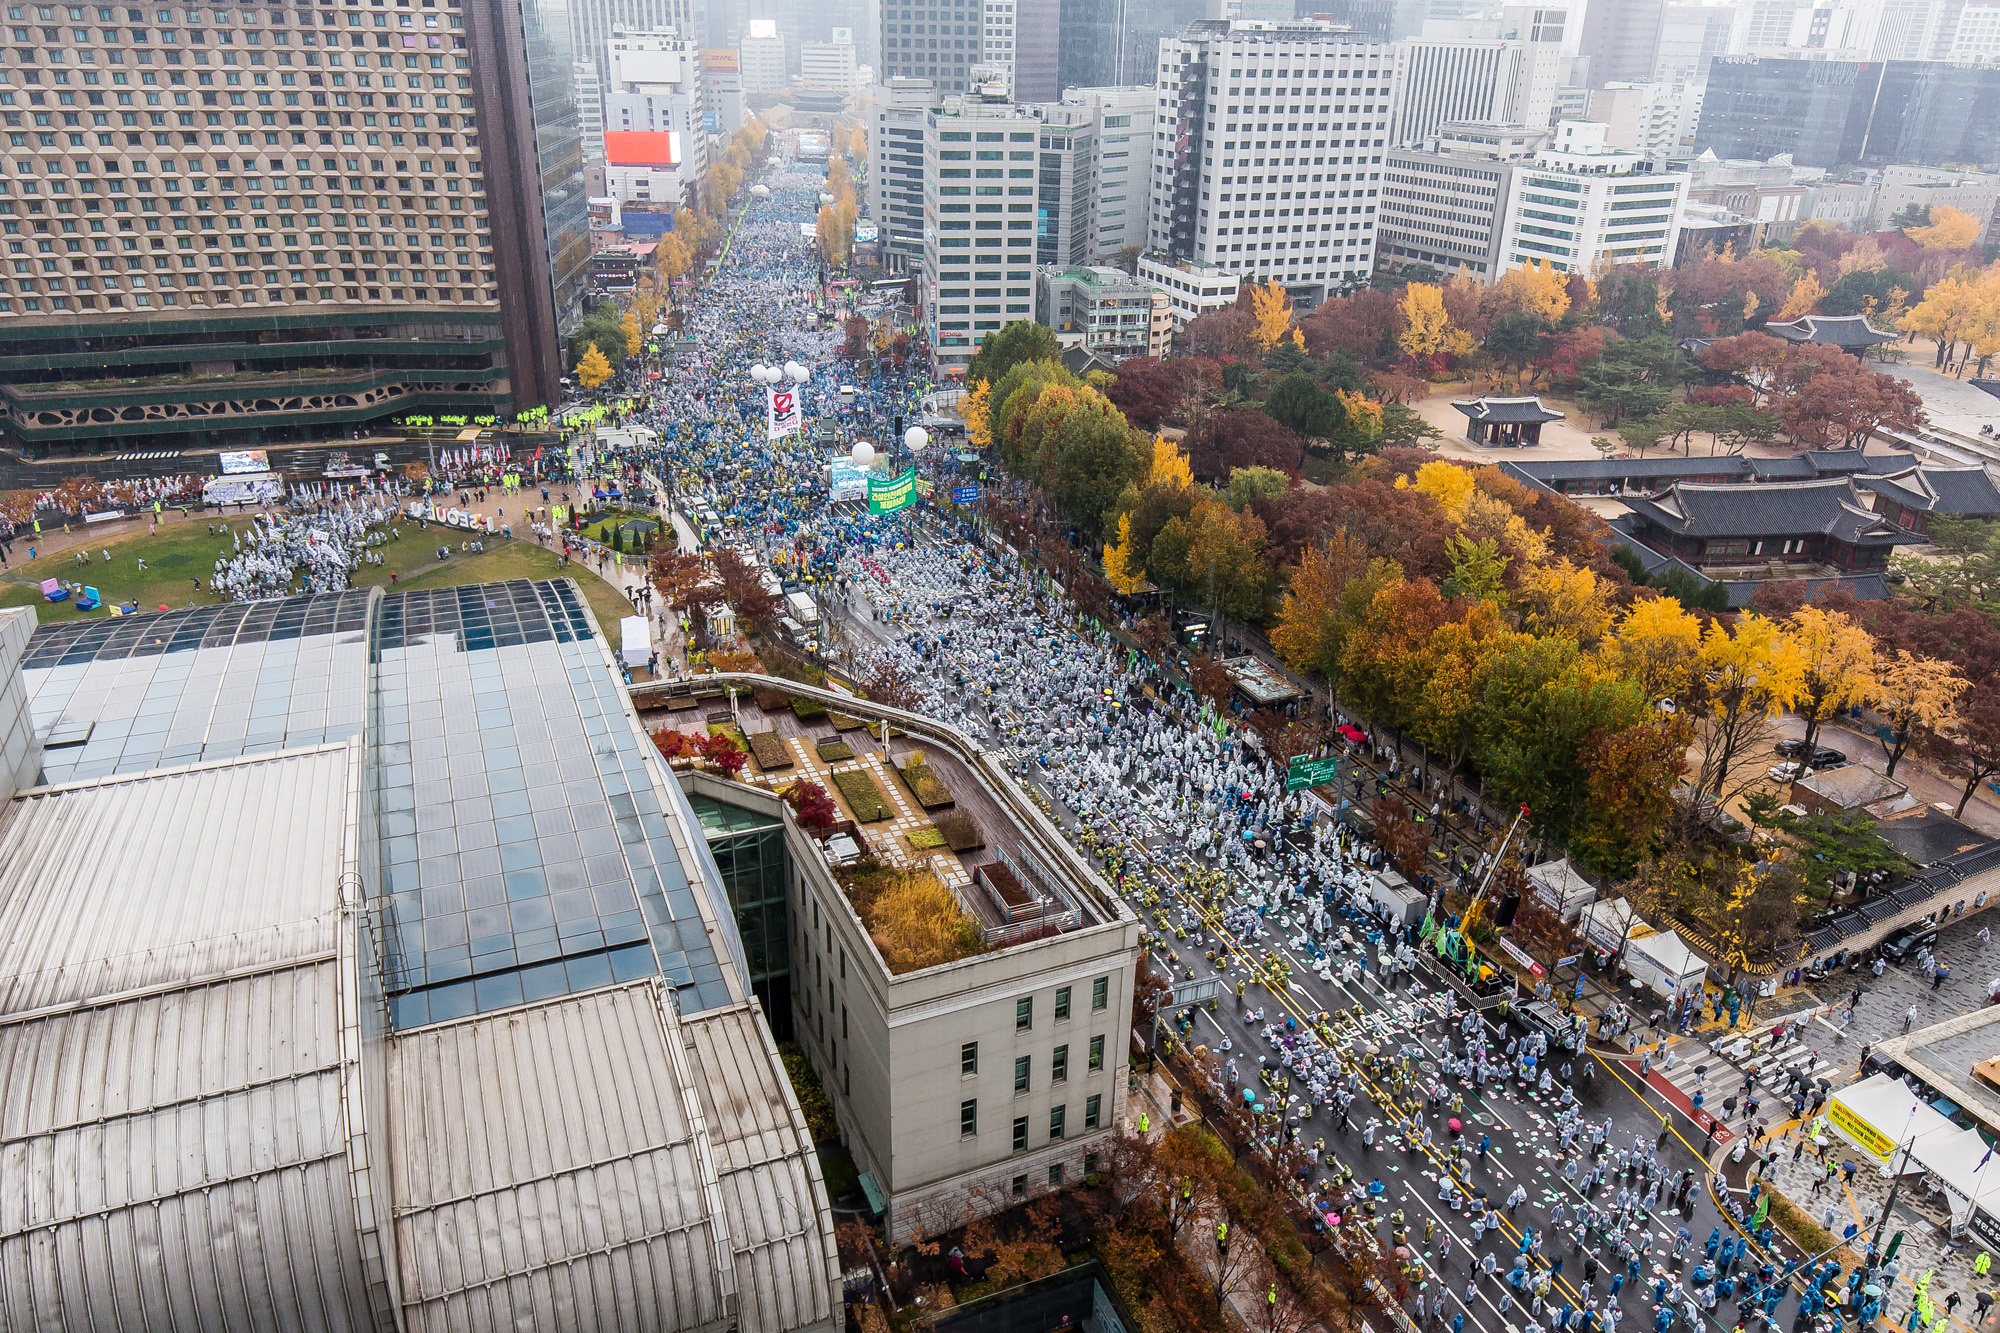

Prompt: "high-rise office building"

[1495,118,1687,272]
[1682,56,2000,168]
[920,86,1041,375]
[575,58,606,162]
[1654,2,1735,81]
[1387,38,1561,146]
[1056,0,1208,89]
[0,0,584,460]
[1026,85,1153,261]
[602,31,707,207]
[567,0,700,96]
[881,0,991,95]
[872,76,933,271]
[800,34,860,95]
[1379,120,1546,279]
[740,17,788,92]
[1149,19,1395,306]
[1012,0,1057,98]
[1588,78,1703,156]
[1579,0,1666,83]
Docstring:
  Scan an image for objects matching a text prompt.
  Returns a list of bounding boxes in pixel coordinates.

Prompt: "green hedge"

[897,754,954,810]
[790,695,828,721]
[816,740,855,763]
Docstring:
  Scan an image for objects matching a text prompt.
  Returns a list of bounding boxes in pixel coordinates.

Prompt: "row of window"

[959,1094,1103,1145]
[958,1033,1107,1083]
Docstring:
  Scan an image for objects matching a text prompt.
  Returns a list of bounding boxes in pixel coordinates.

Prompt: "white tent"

[1826,1072,1963,1170]
[1581,897,1637,953]
[1622,928,1708,998]
[1908,1126,2000,1228]
[619,616,651,669]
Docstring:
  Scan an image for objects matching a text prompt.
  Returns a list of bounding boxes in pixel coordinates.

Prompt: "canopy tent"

[1624,928,1708,999]
[1906,1124,2000,1228]
[1827,1073,1963,1170]
[619,616,651,669]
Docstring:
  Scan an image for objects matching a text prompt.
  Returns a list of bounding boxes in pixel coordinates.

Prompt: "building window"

[1054,986,1071,1020]
[1050,1105,1066,1139]
[1086,1093,1102,1129]
[962,1041,979,1076]
[1049,1162,1065,1187]
[961,1098,978,1137]
[1014,1054,1030,1093]
[1092,977,1108,1011]
[1016,996,1033,1030]
[1013,1116,1029,1152]
[1012,1172,1028,1196]
[1089,1034,1105,1071]
[1052,1045,1068,1083]
[1086,1151,1101,1175]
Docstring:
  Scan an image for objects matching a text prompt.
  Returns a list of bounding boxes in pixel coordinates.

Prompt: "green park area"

[0,519,637,632]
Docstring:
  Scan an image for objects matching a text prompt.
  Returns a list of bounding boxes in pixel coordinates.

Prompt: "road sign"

[1168,977,1221,1006]
[950,484,980,504]
[1556,953,1583,969]
[1285,756,1339,791]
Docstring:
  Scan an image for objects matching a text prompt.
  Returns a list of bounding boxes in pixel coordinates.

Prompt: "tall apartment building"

[1148,19,1395,306]
[0,0,584,460]
[602,32,708,208]
[1378,120,1545,279]
[1496,118,1687,272]
[1579,0,1665,82]
[740,18,788,93]
[921,87,1040,375]
[873,77,933,271]
[662,679,1141,1248]
[1387,38,1560,146]
[1949,3,2000,57]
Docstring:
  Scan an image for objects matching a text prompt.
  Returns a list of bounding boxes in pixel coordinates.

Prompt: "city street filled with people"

[608,160,1930,1333]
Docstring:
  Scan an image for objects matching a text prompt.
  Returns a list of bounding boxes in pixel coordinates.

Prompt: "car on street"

[1879,925,1940,962]
[1515,999,1581,1040]
[1774,739,1848,767]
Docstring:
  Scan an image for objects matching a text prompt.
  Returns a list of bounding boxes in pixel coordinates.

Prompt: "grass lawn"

[0,519,636,630]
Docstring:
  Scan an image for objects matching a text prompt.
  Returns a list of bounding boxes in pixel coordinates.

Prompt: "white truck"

[786,590,821,624]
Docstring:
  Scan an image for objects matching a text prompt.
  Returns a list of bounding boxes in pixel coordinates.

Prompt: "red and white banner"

[767,385,802,440]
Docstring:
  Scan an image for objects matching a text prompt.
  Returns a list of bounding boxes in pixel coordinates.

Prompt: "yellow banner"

[1828,1097,1897,1161]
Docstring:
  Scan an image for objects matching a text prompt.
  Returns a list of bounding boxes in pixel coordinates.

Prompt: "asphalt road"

[823,582,1756,1333]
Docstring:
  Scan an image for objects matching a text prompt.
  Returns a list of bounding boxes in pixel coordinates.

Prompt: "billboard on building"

[700,48,740,71]
[604,131,682,167]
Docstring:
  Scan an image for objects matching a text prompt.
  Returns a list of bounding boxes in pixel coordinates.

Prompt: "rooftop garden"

[837,860,988,974]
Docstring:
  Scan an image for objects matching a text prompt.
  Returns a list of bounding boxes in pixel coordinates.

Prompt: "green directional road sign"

[1285,756,1339,791]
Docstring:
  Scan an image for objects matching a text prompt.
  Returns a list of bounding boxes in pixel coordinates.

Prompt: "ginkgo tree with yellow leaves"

[1395,283,1474,367]
[1249,280,1295,351]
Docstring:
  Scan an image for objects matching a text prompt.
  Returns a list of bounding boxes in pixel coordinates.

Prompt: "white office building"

[923,88,1044,376]
[1148,19,1397,306]
[1587,80,1704,157]
[875,78,938,272]
[1379,121,1547,280]
[1136,253,1243,327]
[1496,118,1689,272]
[603,32,711,209]
[569,0,704,99]
[1036,86,1157,262]
[1949,4,2000,58]
[742,19,791,95]
[802,36,862,95]
[1387,37,1563,146]
[576,60,608,165]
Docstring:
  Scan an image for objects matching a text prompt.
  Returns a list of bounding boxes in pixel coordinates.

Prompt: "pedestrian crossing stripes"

[1638,1034,1836,1144]
[112,450,182,460]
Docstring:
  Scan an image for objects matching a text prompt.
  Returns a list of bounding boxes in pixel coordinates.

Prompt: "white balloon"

[785,360,808,381]
[851,441,876,467]
[904,426,929,452]
[819,192,835,204]
[750,363,768,382]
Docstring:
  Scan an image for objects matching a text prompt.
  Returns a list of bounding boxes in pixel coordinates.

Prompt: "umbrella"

[1864,1286,1884,1298]
[1448,1118,1463,1132]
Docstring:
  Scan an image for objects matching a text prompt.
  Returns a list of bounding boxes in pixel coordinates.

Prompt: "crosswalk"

[111,450,182,461]
[1637,1032,1838,1145]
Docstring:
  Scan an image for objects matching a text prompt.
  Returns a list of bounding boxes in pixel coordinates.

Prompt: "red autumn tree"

[782,779,841,834]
